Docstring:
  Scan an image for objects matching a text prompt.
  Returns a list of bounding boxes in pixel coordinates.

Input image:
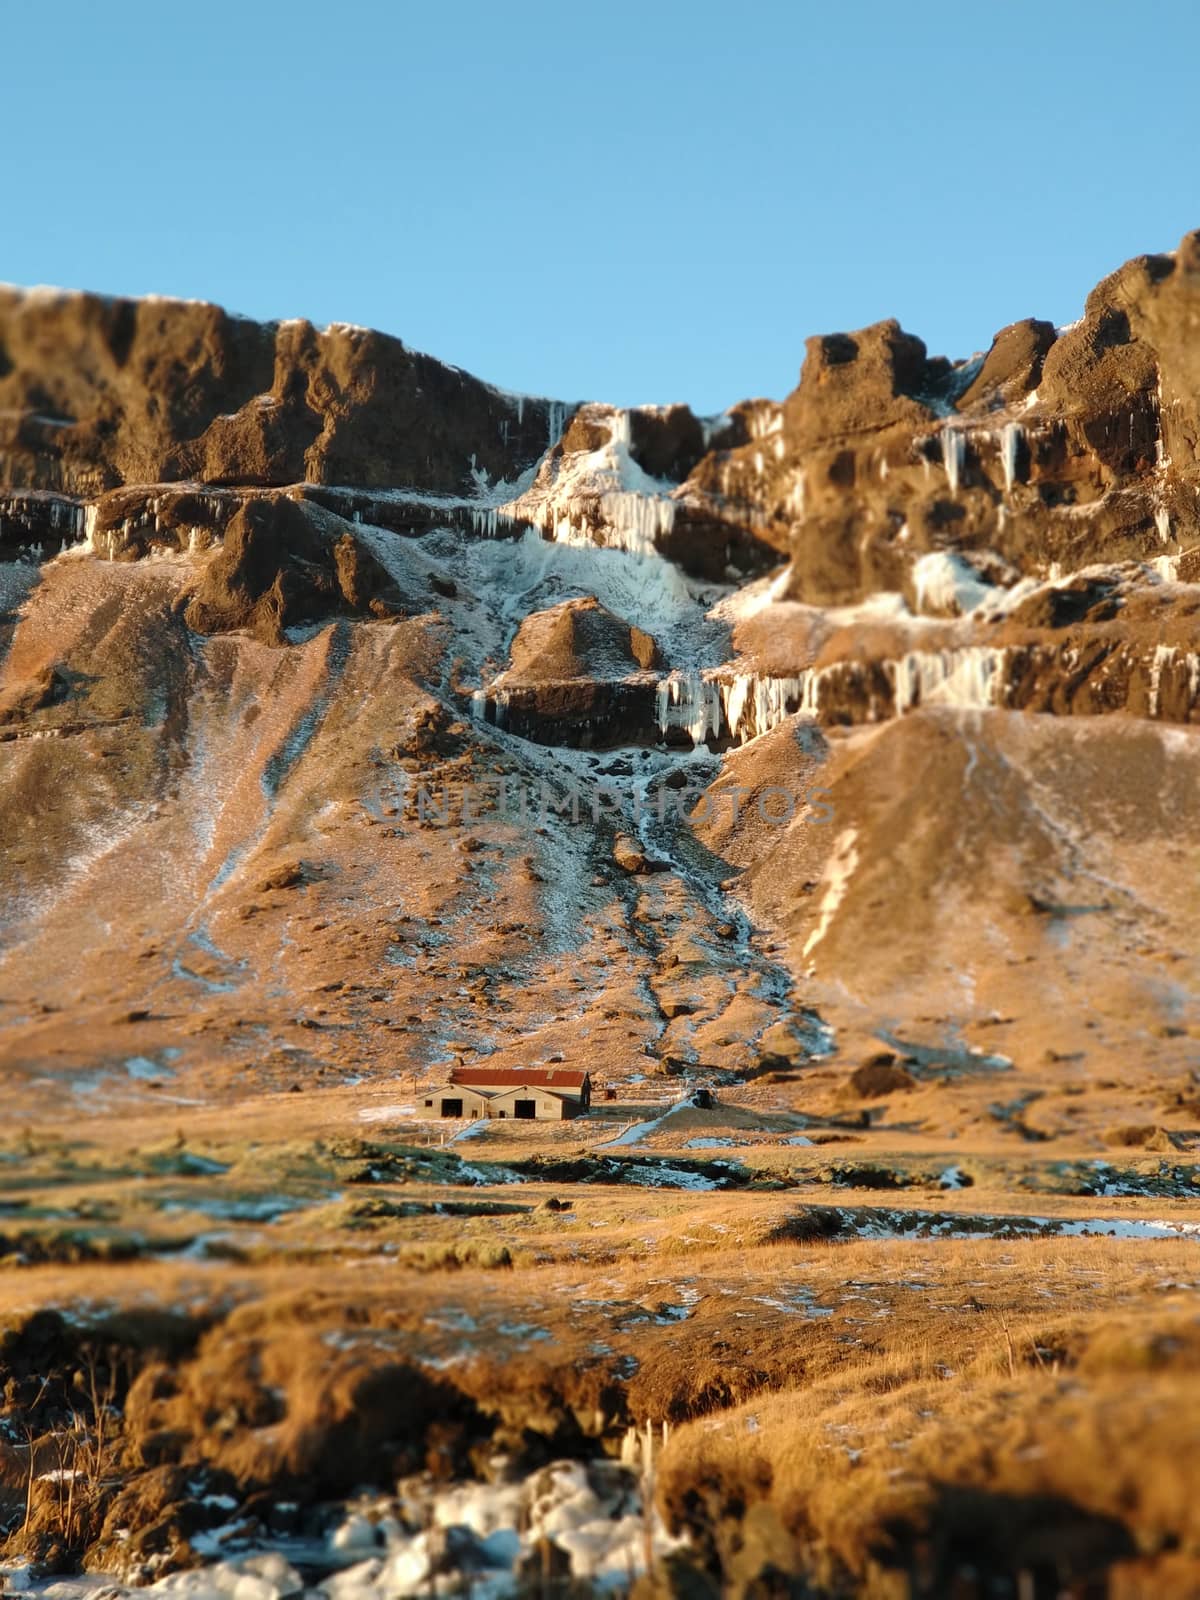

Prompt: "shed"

[420,1067,591,1121]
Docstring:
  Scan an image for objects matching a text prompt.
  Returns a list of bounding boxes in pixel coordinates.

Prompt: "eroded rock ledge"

[3,234,1200,717]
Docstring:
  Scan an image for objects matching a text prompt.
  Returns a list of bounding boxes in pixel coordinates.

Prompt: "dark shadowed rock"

[847,1059,918,1098]
[181,497,405,644]
[0,287,564,495]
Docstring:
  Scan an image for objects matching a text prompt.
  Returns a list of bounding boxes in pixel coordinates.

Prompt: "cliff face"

[0,238,1197,1128]
[0,287,563,494]
[4,237,1200,632]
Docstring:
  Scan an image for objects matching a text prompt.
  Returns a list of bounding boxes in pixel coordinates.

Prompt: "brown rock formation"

[505,597,660,682]
[0,287,563,495]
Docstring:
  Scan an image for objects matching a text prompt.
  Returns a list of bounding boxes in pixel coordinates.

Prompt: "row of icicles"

[654,653,1013,743]
[473,642,1199,750]
[470,653,1022,746]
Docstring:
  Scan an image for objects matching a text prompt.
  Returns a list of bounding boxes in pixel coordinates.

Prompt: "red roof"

[449,1067,589,1092]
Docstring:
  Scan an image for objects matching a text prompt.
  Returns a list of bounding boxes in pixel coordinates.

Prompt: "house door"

[440,1098,464,1118]
[514,1099,537,1119]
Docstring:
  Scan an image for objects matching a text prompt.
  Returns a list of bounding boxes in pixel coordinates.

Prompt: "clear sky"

[5,0,1198,413]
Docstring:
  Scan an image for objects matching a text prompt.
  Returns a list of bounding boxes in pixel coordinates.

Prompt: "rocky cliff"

[0,237,1197,1127]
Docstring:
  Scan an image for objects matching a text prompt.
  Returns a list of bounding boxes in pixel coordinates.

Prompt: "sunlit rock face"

[0,234,1198,1126]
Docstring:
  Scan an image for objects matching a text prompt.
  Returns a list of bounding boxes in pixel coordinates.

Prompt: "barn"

[420,1066,591,1121]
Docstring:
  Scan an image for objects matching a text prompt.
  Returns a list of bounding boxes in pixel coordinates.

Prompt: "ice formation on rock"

[656,673,723,744]
[547,400,567,449]
[784,469,806,520]
[584,492,676,558]
[79,503,99,551]
[892,648,1009,715]
[912,551,994,616]
[747,406,783,439]
[1146,644,1200,717]
[940,426,966,495]
[1150,553,1183,583]
[473,404,679,560]
[608,410,632,448]
[721,672,816,740]
[654,670,817,746]
[1000,421,1022,494]
[1149,644,1175,718]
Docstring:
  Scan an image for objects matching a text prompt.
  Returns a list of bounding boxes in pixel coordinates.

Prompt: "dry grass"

[656,1292,1200,1594]
[4,1122,1200,1588]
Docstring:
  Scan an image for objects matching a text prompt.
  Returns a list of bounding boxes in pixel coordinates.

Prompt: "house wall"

[418,1086,491,1119]
[485,1088,581,1121]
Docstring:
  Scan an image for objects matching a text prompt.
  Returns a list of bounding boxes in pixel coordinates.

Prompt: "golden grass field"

[3,1078,1200,1596]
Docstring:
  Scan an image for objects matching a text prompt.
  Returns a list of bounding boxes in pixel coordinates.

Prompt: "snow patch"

[803,828,859,960]
[912,552,994,616]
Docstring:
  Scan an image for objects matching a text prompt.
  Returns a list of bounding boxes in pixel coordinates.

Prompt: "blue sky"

[5,0,1198,412]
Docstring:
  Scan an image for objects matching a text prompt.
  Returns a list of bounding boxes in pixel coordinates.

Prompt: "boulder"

[505,596,661,682]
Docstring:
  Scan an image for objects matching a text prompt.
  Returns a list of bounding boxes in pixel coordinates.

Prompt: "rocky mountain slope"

[1,237,1198,1131]
[4,237,1200,1600]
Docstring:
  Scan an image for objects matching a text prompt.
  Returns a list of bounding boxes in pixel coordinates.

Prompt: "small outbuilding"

[420,1067,592,1121]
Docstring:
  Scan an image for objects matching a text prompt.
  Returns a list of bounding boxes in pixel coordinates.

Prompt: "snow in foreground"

[3,1456,683,1600]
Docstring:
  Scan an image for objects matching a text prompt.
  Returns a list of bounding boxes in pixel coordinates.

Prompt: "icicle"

[596,492,676,557]
[1149,644,1177,718]
[655,672,721,744]
[1155,370,1171,469]
[80,504,99,552]
[469,506,520,540]
[608,410,632,448]
[891,648,1008,714]
[547,401,566,449]
[657,671,821,746]
[723,675,752,740]
[1000,422,1021,495]
[748,674,814,737]
[940,427,966,495]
